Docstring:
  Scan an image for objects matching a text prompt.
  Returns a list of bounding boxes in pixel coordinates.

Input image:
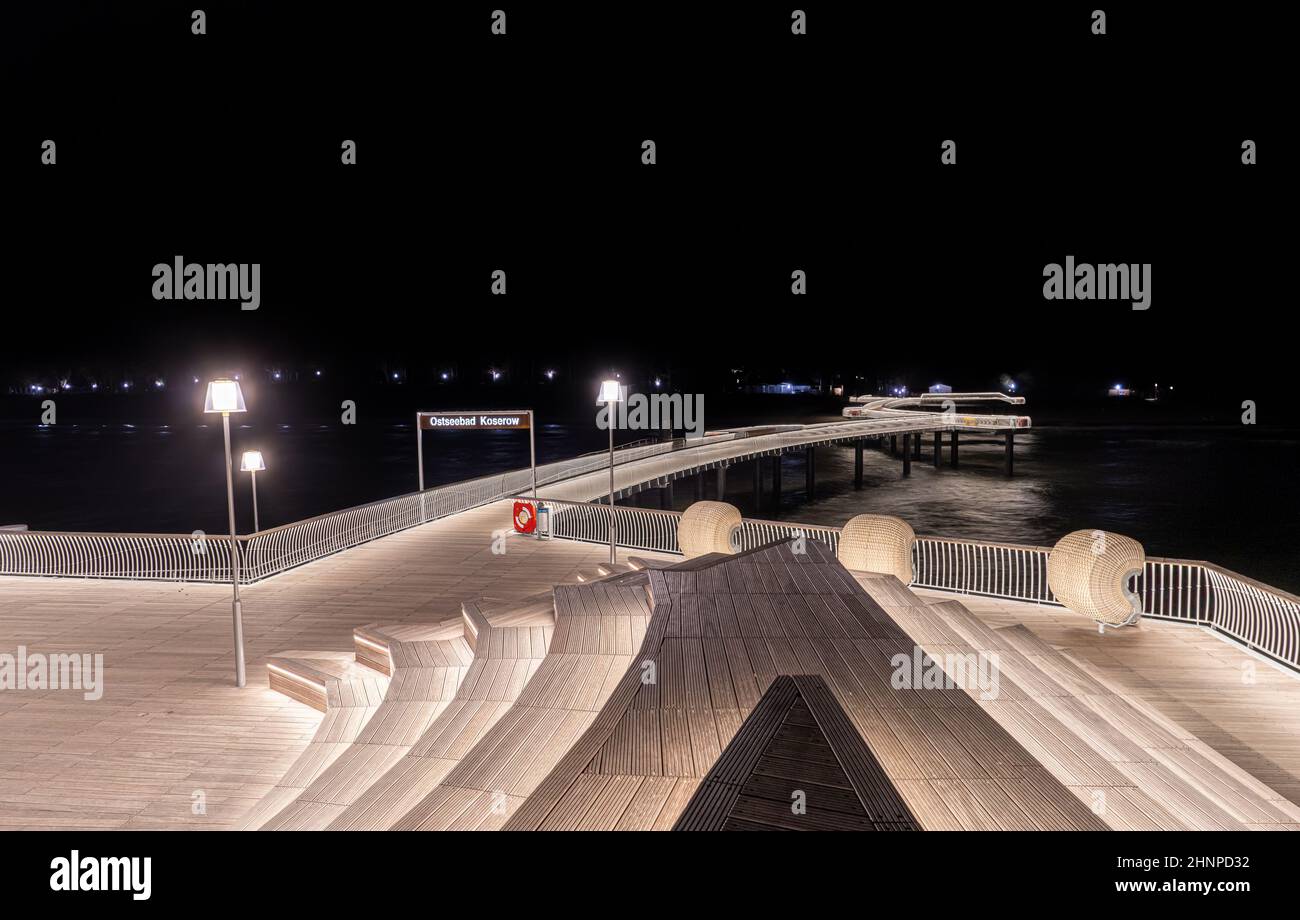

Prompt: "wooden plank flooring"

[4,499,1300,831]
[915,589,1300,812]
[0,501,670,829]
[871,587,1299,829]
[503,542,1108,831]
[674,675,920,831]
[322,608,555,830]
[386,577,655,831]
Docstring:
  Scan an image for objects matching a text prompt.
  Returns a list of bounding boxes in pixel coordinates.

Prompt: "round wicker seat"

[837,514,915,583]
[1046,529,1145,627]
[677,501,742,558]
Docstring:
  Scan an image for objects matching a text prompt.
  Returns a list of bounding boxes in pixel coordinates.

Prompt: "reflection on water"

[3,423,1297,594]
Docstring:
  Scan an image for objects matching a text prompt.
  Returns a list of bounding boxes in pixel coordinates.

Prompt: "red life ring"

[513,501,537,534]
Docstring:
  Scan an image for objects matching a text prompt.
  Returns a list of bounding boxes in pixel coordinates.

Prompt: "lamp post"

[204,378,248,688]
[240,449,266,532]
[598,379,623,565]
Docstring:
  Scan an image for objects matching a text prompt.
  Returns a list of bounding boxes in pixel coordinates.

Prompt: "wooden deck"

[0,501,670,829]
[502,541,1108,831]
[673,675,921,831]
[3,504,1300,830]
[926,590,1300,811]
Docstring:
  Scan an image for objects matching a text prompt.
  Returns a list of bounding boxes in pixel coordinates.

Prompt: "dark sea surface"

[2,419,1297,595]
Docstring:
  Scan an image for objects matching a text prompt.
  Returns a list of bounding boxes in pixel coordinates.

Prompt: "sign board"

[419,411,530,431]
[416,408,538,502]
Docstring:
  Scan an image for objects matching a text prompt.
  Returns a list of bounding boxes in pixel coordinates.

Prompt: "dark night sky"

[2,3,1290,407]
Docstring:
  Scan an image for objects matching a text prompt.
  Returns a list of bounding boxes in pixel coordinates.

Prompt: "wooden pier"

[1,500,1299,829]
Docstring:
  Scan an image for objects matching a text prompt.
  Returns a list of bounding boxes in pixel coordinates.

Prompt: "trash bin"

[537,503,550,540]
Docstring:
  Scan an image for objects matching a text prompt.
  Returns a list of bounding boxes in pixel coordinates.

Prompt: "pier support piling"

[772,455,782,504]
[950,431,960,468]
[716,464,727,500]
[890,435,898,456]
[805,446,816,500]
[913,433,922,459]
[1005,430,1014,476]
[854,441,864,489]
[933,432,942,468]
[693,472,703,501]
[902,434,912,477]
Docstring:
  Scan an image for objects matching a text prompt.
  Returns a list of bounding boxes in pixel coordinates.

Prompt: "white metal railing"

[912,535,1056,603]
[540,500,842,556]
[6,430,1299,671]
[0,530,241,583]
[535,499,1300,672]
[544,501,684,555]
[733,518,840,554]
[0,404,1021,585]
[0,436,690,584]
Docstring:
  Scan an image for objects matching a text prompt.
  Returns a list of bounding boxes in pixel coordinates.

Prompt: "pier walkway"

[2,497,1299,829]
[3,395,1300,830]
[0,503,671,828]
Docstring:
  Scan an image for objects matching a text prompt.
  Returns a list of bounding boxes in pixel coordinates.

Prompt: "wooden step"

[255,623,479,831]
[266,651,390,713]
[327,593,559,830]
[353,619,463,675]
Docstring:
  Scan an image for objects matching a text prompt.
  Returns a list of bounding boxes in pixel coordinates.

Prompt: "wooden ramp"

[997,621,1300,829]
[500,540,1108,831]
[861,574,1300,830]
[674,675,920,831]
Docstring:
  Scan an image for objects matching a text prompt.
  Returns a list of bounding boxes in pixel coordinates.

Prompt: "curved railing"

[0,530,241,583]
[536,498,1300,673]
[0,436,696,584]
[5,433,1298,672]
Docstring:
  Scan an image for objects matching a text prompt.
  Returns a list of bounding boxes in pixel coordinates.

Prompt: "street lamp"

[240,449,266,532]
[598,379,624,565]
[204,378,248,688]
